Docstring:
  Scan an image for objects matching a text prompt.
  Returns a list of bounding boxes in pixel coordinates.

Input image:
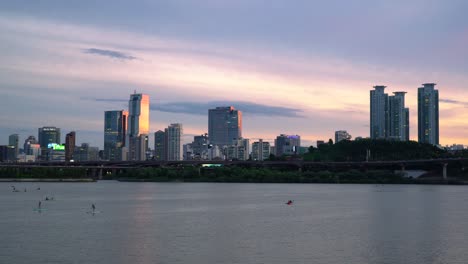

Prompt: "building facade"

[335,130,351,143]
[275,134,301,156]
[128,93,149,161]
[388,92,410,141]
[418,83,439,145]
[38,127,61,160]
[8,134,19,161]
[154,130,166,161]
[208,106,242,146]
[73,143,99,161]
[104,110,128,161]
[370,86,389,139]
[165,123,183,161]
[252,139,271,161]
[65,131,76,161]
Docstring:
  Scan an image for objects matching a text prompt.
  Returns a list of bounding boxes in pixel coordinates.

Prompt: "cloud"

[85,98,303,117]
[83,48,136,60]
[440,98,468,107]
[153,101,304,118]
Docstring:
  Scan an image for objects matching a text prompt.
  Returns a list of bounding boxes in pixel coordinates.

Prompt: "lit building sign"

[48,143,65,151]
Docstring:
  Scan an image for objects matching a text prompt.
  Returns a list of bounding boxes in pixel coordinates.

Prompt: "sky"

[1,0,467,149]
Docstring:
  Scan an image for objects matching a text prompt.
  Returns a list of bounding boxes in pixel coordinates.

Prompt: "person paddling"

[38,201,42,209]
[92,204,96,212]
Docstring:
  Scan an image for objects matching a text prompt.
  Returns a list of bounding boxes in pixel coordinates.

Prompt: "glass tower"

[208,106,242,146]
[128,93,149,161]
[104,110,128,161]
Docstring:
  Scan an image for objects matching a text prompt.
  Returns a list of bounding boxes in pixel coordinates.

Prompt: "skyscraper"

[38,126,60,160]
[388,92,410,141]
[128,93,149,161]
[370,86,389,139]
[8,134,19,160]
[104,110,128,161]
[165,123,183,161]
[208,106,242,146]
[154,130,166,161]
[418,83,439,145]
[65,131,76,161]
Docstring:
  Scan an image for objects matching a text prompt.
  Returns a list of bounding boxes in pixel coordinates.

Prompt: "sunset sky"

[1,1,467,148]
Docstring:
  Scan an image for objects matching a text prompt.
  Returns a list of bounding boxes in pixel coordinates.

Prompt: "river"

[1,181,467,264]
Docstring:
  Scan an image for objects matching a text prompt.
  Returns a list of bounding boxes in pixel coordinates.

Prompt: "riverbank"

[0,178,95,182]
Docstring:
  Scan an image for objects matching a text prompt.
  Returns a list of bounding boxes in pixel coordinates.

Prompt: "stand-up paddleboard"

[33,208,47,212]
[86,210,102,214]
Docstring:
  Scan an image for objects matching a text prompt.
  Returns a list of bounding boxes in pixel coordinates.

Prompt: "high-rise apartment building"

[8,134,19,160]
[227,138,249,161]
[252,139,270,161]
[370,86,410,141]
[388,92,410,141]
[104,110,128,161]
[154,130,166,161]
[418,83,439,145]
[65,131,76,161]
[370,86,389,139]
[165,123,183,161]
[128,93,149,161]
[208,106,242,146]
[335,130,351,143]
[275,134,301,156]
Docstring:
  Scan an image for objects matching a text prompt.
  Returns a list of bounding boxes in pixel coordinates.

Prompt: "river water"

[1,181,467,264]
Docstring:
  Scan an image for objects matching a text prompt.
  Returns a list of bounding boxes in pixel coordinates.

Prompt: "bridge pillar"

[98,168,103,180]
[443,163,448,180]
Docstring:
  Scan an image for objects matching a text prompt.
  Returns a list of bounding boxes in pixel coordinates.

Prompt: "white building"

[252,139,271,161]
[166,123,183,161]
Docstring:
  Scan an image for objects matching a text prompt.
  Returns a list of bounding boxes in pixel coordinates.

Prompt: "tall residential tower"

[370,86,389,139]
[418,83,439,145]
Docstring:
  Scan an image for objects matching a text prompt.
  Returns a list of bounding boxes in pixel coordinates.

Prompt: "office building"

[104,110,128,161]
[8,134,19,160]
[189,134,209,160]
[73,143,99,161]
[165,123,183,161]
[65,131,76,161]
[38,127,61,160]
[128,93,149,160]
[335,130,351,143]
[370,86,389,139]
[418,83,439,145]
[252,139,270,161]
[154,130,166,161]
[275,134,301,156]
[23,136,38,155]
[208,106,242,146]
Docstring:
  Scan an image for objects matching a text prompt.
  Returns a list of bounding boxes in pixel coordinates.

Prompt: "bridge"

[1,158,468,180]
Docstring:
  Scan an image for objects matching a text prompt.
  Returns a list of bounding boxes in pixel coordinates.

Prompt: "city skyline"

[1,1,468,147]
